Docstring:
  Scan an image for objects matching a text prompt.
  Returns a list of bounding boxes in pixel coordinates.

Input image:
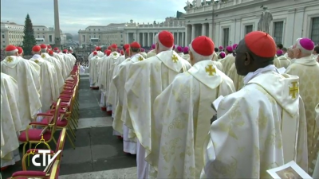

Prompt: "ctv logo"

[29,134,62,167]
[31,150,62,167]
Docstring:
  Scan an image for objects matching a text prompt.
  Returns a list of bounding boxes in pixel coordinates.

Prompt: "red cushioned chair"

[18,99,62,156]
[32,93,77,149]
[8,128,66,179]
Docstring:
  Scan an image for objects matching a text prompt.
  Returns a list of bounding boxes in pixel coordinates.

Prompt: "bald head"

[235,39,274,76]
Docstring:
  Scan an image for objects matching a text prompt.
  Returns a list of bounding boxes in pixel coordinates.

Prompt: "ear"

[244,52,252,66]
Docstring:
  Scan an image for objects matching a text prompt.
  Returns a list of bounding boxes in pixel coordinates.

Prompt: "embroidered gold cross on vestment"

[172,55,178,63]
[289,81,299,99]
[205,65,216,76]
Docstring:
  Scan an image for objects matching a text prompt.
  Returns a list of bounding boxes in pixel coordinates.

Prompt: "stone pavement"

[1,74,137,179]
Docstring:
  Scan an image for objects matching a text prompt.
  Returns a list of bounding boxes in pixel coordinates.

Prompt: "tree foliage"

[22,14,36,55]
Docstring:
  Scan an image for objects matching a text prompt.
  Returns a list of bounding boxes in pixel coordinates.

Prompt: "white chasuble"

[219,54,235,73]
[124,50,191,177]
[53,53,68,79]
[112,54,144,134]
[227,63,244,91]
[202,71,308,178]
[285,56,319,172]
[1,56,42,130]
[30,55,59,112]
[313,103,319,178]
[1,73,22,165]
[147,49,156,58]
[106,52,125,109]
[89,56,101,87]
[41,53,64,90]
[154,60,235,179]
[24,59,41,95]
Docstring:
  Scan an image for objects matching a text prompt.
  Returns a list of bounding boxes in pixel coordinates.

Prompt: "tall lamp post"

[54,0,61,48]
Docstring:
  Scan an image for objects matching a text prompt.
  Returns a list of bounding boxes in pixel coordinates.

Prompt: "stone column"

[209,23,213,39]
[191,24,196,41]
[177,32,180,45]
[148,33,151,47]
[126,33,129,43]
[54,0,61,47]
[202,23,206,36]
[143,33,147,46]
[182,32,185,46]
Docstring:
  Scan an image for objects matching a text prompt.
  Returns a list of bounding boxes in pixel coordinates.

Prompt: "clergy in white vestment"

[147,44,156,58]
[154,36,235,179]
[124,31,191,179]
[98,50,112,111]
[50,49,68,79]
[1,73,22,169]
[16,47,42,95]
[125,48,131,59]
[313,103,319,178]
[285,38,319,173]
[89,51,101,89]
[211,52,223,71]
[140,48,147,58]
[106,44,124,115]
[40,44,64,91]
[62,49,76,74]
[175,46,184,58]
[219,46,235,74]
[314,45,319,62]
[30,45,59,112]
[183,46,190,62]
[201,31,308,178]
[106,44,126,136]
[1,45,42,130]
[113,42,144,155]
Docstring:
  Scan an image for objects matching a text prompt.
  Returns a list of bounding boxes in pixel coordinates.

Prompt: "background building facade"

[184,0,319,47]
[1,21,67,49]
[78,0,319,49]
[78,14,186,48]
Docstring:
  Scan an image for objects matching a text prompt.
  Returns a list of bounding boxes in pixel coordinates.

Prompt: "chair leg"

[66,131,76,149]
[67,125,76,140]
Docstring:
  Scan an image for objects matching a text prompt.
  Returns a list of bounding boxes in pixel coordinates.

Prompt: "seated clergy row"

[89,30,319,178]
[1,44,76,169]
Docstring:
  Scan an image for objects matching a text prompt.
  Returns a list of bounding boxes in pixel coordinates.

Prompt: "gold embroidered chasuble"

[154,60,235,178]
[313,103,319,178]
[1,73,22,162]
[227,63,244,91]
[147,49,156,58]
[273,56,281,68]
[219,54,235,73]
[104,52,121,100]
[285,56,319,172]
[53,53,68,79]
[97,55,110,96]
[1,56,42,130]
[30,55,59,112]
[202,71,308,178]
[124,50,191,174]
[24,59,41,95]
[106,52,126,107]
[278,56,291,68]
[112,54,144,134]
[41,53,64,91]
[89,56,101,87]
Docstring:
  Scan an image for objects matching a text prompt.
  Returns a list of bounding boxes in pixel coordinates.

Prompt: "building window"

[245,25,253,34]
[311,17,319,44]
[223,28,229,47]
[49,35,52,42]
[2,35,4,38]
[273,21,284,44]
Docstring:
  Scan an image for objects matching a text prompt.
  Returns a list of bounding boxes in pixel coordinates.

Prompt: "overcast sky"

[1,0,186,34]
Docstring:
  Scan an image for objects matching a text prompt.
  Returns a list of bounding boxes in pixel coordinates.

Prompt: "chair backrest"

[55,128,66,156]
[51,98,61,132]
[49,160,60,179]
